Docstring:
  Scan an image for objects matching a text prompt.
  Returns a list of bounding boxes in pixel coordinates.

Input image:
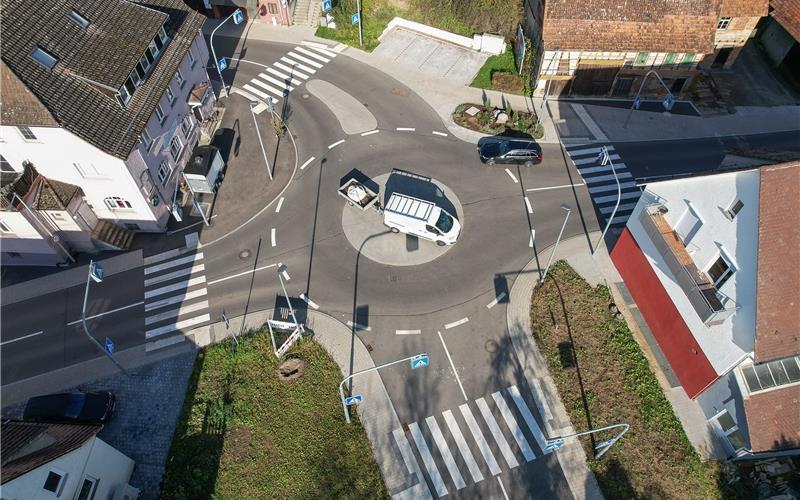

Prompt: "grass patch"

[530,262,737,499]
[471,48,518,90]
[315,2,402,52]
[160,333,388,499]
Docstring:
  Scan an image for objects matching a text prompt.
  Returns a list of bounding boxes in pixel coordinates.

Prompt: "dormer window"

[724,199,744,220]
[31,47,57,70]
[115,76,136,107]
[68,9,90,28]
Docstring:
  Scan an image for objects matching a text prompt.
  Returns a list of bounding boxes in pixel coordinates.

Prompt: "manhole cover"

[485,340,499,353]
[239,249,251,260]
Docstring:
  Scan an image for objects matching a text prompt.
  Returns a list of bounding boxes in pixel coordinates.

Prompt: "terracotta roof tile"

[720,0,769,17]
[770,0,800,41]
[0,62,58,127]
[755,161,800,362]
[743,385,800,452]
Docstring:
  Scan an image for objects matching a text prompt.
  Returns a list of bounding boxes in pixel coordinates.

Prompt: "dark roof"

[754,161,800,362]
[1,162,38,210]
[0,0,205,159]
[1,420,101,483]
[184,145,219,176]
[31,177,84,211]
[0,61,58,127]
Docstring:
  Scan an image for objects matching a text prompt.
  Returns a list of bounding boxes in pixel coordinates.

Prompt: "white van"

[383,193,461,246]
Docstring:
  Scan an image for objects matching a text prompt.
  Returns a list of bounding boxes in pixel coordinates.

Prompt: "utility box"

[184,145,224,194]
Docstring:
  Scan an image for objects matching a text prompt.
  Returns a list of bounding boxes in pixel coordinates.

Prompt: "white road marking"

[299,293,319,309]
[443,410,484,483]
[476,398,519,469]
[578,163,627,175]
[432,131,448,137]
[599,202,638,214]
[143,247,185,266]
[274,61,309,79]
[286,51,323,69]
[426,416,466,490]
[497,477,510,500]
[438,330,468,401]
[300,156,316,170]
[593,189,641,203]
[409,422,448,498]
[530,379,554,422]
[444,317,469,329]
[265,67,303,87]
[508,385,549,450]
[302,43,338,58]
[395,329,421,335]
[145,276,206,299]
[524,196,533,214]
[145,300,209,326]
[486,292,507,309]
[346,320,371,331]
[361,129,379,136]
[270,228,276,247]
[574,153,620,165]
[295,46,330,63]
[280,56,316,75]
[566,146,610,156]
[328,139,345,149]
[145,288,207,312]
[250,78,286,98]
[144,253,203,275]
[393,428,421,476]
[396,127,415,131]
[66,301,144,326]
[242,84,277,103]
[529,229,536,248]
[525,182,585,192]
[505,168,518,183]
[583,171,633,184]
[256,73,295,92]
[275,197,285,213]
[492,391,535,461]
[207,264,277,286]
[145,313,210,339]
[459,403,502,476]
[1,330,44,346]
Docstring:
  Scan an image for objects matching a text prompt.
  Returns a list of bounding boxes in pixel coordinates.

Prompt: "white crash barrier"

[379,17,506,55]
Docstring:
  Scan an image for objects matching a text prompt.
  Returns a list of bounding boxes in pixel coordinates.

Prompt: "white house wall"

[0,211,62,266]
[627,169,759,375]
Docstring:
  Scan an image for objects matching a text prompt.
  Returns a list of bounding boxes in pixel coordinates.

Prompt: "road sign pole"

[356,0,363,47]
[210,9,243,98]
[81,261,126,374]
[623,69,673,129]
[547,422,630,458]
[249,102,273,181]
[540,205,571,282]
[338,352,428,423]
[592,146,621,255]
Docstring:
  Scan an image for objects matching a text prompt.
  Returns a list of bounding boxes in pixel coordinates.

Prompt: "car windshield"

[65,394,84,418]
[435,211,454,233]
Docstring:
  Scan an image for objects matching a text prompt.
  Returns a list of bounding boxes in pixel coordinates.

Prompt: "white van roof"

[384,193,435,222]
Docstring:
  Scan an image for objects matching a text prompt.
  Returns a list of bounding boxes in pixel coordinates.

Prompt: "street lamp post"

[541,204,571,282]
[81,261,126,374]
[537,46,560,127]
[592,146,620,255]
[339,352,429,423]
[210,9,244,98]
[623,69,673,129]
[249,102,273,181]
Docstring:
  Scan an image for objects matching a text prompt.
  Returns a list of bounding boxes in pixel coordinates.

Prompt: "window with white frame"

[166,85,176,105]
[170,136,182,161]
[104,196,132,209]
[724,199,744,220]
[76,475,99,500]
[740,356,800,394]
[155,103,165,123]
[707,253,735,288]
[710,410,746,452]
[17,126,37,141]
[158,160,172,185]
[180,114,193,137]
[175,69,185,88]
[187,48,196,68]
[141,127,153,150]
[717,17,731,30]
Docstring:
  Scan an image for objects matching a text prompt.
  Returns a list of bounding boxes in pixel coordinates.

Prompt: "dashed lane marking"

[396,127,416,131]
[529,229,536,248]
[432,131,448,137]
[505,168,518,184]
[346,320,371,331]
[396,329,421,335]
[275,197,284,213]
[444,317,469,329]
[524,196,533,214]
[1,330,44,346]
[299,293,319,310]
[328,139,345,149]
[486,292,507,309]
[361,129,379,136]
[300,156,316,170]
[270,228,276,247]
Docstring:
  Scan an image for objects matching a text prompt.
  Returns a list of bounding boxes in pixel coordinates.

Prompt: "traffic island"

[160,332,388,499]
[453,103,544,139]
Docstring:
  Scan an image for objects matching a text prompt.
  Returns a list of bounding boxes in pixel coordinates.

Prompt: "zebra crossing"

[241,43,337,105]
[393,385,549,497]
[564,143,642,228]
[143,250,210,350]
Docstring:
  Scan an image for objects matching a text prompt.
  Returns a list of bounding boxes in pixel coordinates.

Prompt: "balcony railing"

[639,204,738,326]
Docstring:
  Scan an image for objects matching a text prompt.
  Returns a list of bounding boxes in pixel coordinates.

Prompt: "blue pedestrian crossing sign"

[410,353,430,370]
[663,93,674,111]
[322,0,332,12]
[544,438,564,452]
[351,12,360,25]
[233,9,244,25]
[104,337,115,355]
[89,262,104,283]
[633,95,641,110]
[217,57,227,71]
[345,395,363,405]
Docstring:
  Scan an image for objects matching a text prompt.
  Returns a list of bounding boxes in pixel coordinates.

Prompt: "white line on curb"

[529,229,536,248]
[299,293,319,309]
[525,182,585,192]
[66,302,144,326]
[444,317,469,329]
[524,196,533,214]
[207,264,277,286]
[396,127,415,131]
[1,330,44,346]
[395,329,421,335]
[346,320,371,331]
[497,477,510,500]
[328,139,345,149]
[275,197,284,213]
[505,168,518,184]
[270,228,276,247]
[486,292,507,309]
[438,330,468,401]
[300,156,315,170]
[432,131,448,137]
[361,129,379,136]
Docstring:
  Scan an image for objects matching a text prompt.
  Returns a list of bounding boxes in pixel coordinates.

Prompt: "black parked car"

[23,392,115,424]
[477,138,542,166]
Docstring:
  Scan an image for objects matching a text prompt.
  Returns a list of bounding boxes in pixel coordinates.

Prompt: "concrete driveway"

[373,27,489,85]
